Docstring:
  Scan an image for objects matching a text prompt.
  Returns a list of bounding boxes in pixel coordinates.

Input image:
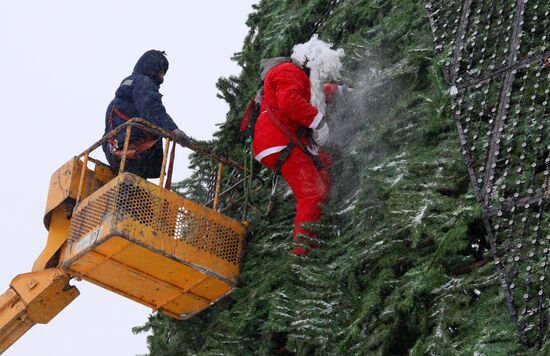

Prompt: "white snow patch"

[274,312,292,318]
[450,85,458,96]
[413,204,428,225]
[419,182,438,188]
[390,173,404,186]
[390,209,416,214]
[372,163,385,171]
[394,152,407,159]
[394,122,415,133]
[283,186,293,198]
[275,291,289,299]
[336,192,360,215]
[431,278,462,294]
[336,204,356,215]
[268,232,288,239]
[386,160,404,168]
[372,152,407,171]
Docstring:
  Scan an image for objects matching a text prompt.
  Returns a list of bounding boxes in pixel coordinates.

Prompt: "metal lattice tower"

[425,0,550,350]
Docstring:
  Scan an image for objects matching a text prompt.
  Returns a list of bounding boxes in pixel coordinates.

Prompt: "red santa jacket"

[252,62,323,161]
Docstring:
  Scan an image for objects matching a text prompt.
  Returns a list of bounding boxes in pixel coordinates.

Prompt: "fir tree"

[135,0,549,354]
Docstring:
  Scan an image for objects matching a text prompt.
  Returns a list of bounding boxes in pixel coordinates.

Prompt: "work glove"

[172,128,191,146]
[313,119,330,146]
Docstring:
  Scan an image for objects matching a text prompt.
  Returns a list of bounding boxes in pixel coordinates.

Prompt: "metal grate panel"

[69,174,243,265]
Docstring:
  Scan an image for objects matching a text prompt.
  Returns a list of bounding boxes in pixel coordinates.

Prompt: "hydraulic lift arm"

[0,269,79,353]
[0,157,114,354]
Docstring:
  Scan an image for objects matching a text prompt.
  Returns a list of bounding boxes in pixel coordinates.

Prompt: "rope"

[242,138,254,218]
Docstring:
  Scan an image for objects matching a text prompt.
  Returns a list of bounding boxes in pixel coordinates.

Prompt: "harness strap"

[111,140,159,160]
[108,107,159,159]
[265,108,324,173]
[275,143,295,174]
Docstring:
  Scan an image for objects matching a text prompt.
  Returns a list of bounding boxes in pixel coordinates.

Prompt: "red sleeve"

[269,64,322,128]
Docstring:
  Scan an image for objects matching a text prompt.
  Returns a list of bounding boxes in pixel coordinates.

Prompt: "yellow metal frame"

[35,158,116,272]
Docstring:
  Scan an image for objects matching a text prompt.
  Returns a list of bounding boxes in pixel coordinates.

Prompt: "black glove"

[173,129,191,146]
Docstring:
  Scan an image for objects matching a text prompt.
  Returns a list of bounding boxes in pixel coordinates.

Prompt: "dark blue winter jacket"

[102,50,178,178]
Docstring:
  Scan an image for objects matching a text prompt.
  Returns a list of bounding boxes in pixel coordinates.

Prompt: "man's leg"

[261,147,330,255]
[317,149,333,195]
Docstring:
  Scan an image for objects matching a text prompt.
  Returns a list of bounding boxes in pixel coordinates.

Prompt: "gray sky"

[0,1,257,355]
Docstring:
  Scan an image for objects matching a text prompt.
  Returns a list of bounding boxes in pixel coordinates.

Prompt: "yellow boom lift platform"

[0,119,249,353]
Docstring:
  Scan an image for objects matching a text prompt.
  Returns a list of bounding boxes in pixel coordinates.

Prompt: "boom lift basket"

[56,118,249,319]
[62,172,246,319]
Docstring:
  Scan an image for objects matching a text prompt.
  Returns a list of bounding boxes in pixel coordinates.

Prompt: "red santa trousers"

[261,147,332,255]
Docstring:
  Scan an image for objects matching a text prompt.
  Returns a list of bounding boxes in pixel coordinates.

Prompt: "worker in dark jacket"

[102,49,188,178]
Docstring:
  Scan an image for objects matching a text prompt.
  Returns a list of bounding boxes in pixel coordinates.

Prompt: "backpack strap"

[240,88,264,140]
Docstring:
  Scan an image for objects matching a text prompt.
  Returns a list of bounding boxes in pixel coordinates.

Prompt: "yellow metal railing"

[74,118,248,211]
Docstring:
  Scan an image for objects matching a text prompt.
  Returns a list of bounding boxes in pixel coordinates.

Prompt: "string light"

[426,0,549,349]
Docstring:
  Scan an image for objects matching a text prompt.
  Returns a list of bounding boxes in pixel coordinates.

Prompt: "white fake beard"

[291,34,345,114]
[309,68,327,115]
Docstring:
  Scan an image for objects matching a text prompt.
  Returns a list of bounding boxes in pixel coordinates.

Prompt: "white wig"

[291,34,345,114]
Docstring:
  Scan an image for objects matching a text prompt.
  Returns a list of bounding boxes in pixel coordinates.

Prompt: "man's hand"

[172,128,191,146]
[313,120,330,146]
